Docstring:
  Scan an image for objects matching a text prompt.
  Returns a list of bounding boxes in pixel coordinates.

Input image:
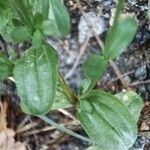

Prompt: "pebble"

[93,0,102,2]
[134,65,147,80]
[122,75,131,85]
[147,84,150,92]
[78,11,106,43]
[137,85,147,97]
[133,136,150,149]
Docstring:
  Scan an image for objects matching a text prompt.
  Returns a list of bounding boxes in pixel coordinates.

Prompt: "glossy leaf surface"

[0,53,13,80]
[14,44,58,116]
[115,90,143,122]
[83,55,107,80]
[104,16,138,59]
[42,0,70,38]
[77,90,137,150]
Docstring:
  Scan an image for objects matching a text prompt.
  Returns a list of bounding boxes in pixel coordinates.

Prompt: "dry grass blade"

[0,99,27,150]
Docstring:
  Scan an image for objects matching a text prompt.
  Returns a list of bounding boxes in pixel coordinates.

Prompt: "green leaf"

[10,0,34,29]
[83,55,108,80]
[25,0,49,30]
[77,90,137,150]
[103,15,138,59]
[0,53,14,81]
[79,79,91,95]
[14,44,58,116]
[86,145,102,150]
[0,8,14,42]
[51,83,72,110]
[10,26,31,42]
[42,0,71,38]
[115,90,143,122]
[12,18,24,27]
[0,1,8,9]
[32,30,42,48]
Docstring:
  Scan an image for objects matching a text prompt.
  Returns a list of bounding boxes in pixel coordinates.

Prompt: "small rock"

[78,12,106,43]
[66,56,75,66]
[147,84,150,92]
[133,136,149,149]
[122,75,131,86]
[140,122,149,131]
[134,65,147,80]
[137,85,147,96]
[103,0,113,7]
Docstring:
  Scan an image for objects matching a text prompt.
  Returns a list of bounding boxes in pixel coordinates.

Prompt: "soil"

[0,0,150,150]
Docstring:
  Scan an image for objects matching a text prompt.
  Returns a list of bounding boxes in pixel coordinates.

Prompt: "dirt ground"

[0,0,150,150]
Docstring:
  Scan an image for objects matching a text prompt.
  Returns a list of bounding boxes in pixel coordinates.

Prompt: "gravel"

[134,65,147,81]
[78,11,106,43]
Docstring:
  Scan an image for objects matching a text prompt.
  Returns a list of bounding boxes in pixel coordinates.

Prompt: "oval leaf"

[42,0,70,38]
[83,55,108,80]
[77,90,137,150]
[115,90,143,122]
[0,53,14,81]
[0,8,14,42]
[14,44,58,116]
[104,15,138,59]
[11,26,31,42]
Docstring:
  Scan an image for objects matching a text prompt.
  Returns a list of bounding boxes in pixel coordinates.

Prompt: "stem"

[39,115,92,143]
[113,0,124,27]
[58,72,77,105]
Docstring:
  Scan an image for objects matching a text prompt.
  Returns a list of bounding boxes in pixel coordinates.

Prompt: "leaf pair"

[83,15,138,80]
[9,0,70,40]
[77,90,143,150]
[14,44,58,116]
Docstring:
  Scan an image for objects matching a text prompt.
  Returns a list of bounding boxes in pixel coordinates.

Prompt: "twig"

[109,60,128,87]
[65,32,92,79]
[17,116,30,131]
[16,122,38,134]
[103,70,134,88]
[23,121,78,136]
[58,39,75,58]
[58,109,78,122]
[128,80,150,87]
[139,131,150,139]
[65,8,103,79]
[93,30,129,87]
